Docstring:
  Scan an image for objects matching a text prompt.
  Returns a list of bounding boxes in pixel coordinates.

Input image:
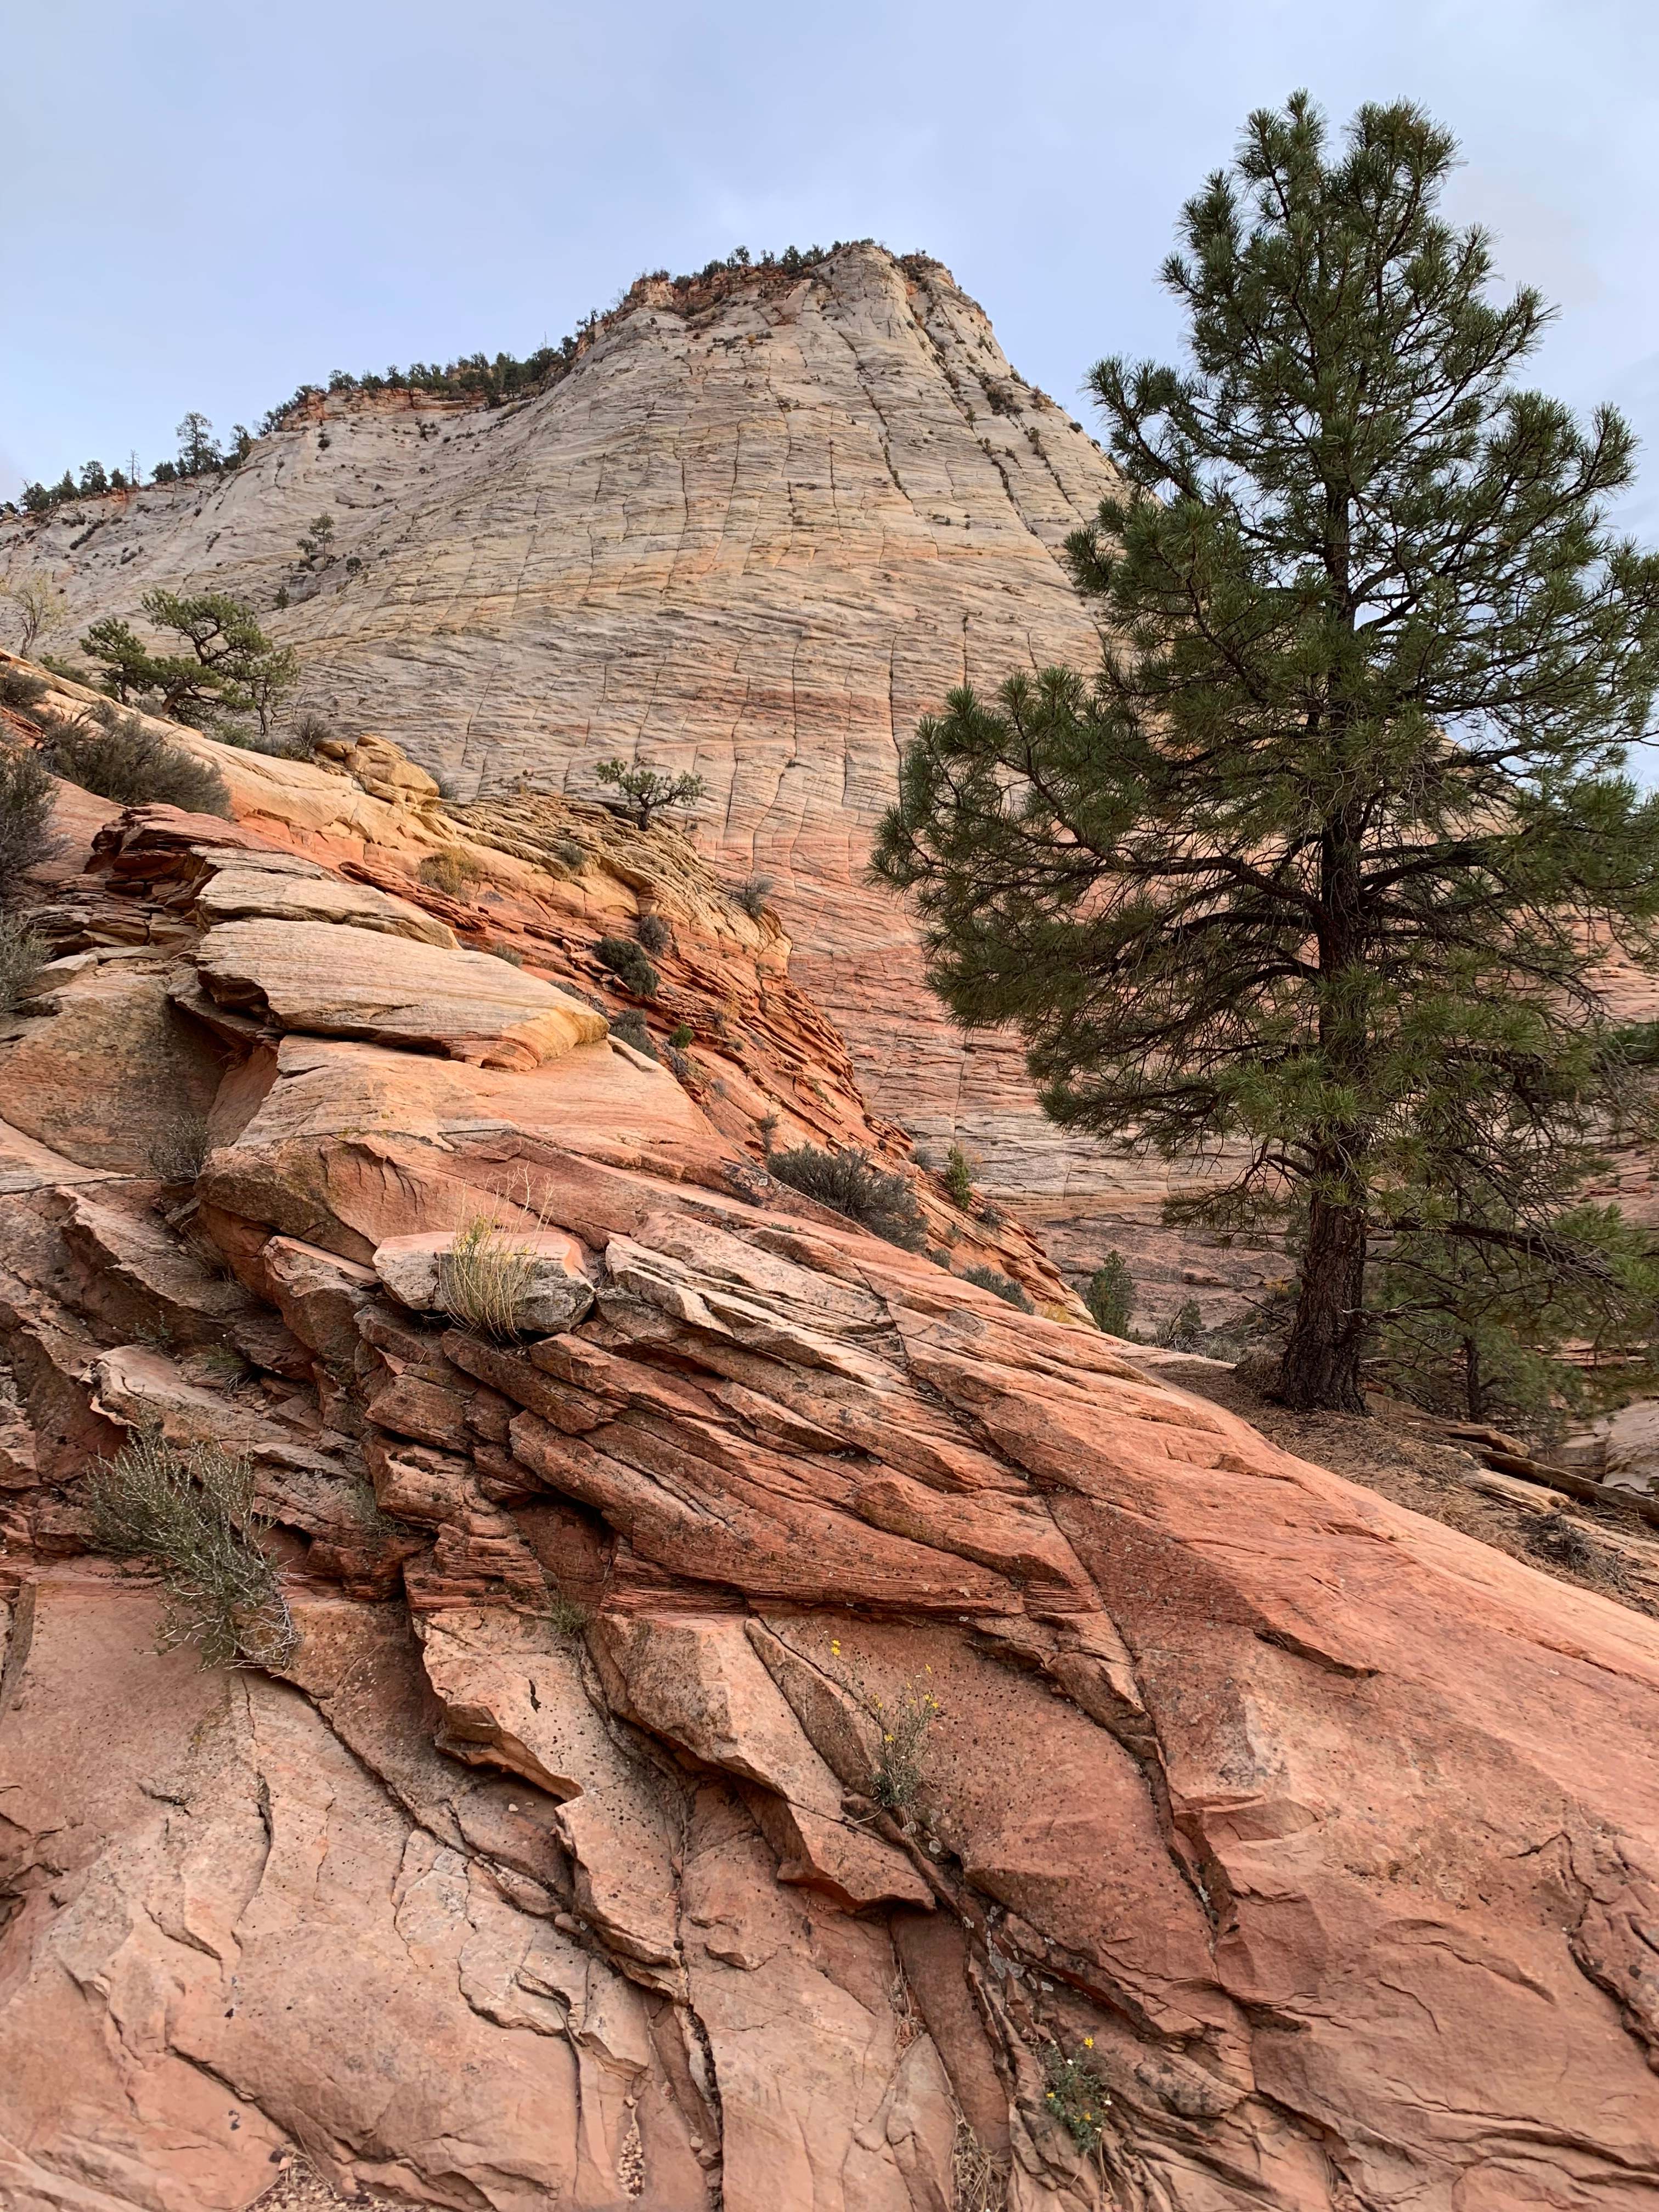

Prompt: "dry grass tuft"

[148,1109,212,1182]
[0,914,47,1016]
[85,1429,297,1669]
[438,1215,540,1340]
[547,1586,590,1639]
[952,2119,1008,2212]
[419,847,489,899]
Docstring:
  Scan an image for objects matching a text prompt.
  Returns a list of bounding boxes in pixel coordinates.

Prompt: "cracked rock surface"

[3,747,1659,2210]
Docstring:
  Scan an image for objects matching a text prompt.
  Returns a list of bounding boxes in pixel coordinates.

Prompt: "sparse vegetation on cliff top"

[4,244,894,517]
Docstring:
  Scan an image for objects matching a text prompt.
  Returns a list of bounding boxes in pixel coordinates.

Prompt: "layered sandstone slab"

[196,917,608,1068]
[195,856,459,945]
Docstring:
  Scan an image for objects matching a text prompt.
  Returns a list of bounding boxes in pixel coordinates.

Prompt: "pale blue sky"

[4,0,1658,535]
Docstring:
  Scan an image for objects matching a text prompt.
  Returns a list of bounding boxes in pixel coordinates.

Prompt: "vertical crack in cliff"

[819,311,915,515]
[905,272,1097,553]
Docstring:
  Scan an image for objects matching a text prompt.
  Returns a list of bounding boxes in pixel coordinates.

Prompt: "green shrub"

[962,1263,1033,1313]
[943,1142,974,1208]
[45,708,231,817]
[669,1022,693,1049]
[1158,1298,1205,1351]
[1085,1252,1136,1337]
[611,1009,658,1060]
[85,1429,296,1669]
[0,665,50,719]
[0,914,47,1014]
[595,935,659,998]
[1,742,53,904]
[636,911,672,955]
[1042,2045,1110,2153]
[766,1143,927,1250]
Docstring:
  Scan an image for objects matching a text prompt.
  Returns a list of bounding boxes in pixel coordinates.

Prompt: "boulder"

[0,954,224,1174]
[261,1234,381,1365]
[1599,1398,1659,1497]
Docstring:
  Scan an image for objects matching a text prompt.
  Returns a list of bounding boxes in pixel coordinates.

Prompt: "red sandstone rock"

[3,743,1659,2210]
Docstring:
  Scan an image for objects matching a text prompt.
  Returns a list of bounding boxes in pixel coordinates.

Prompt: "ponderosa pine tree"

[83,589,298,737]
[872,93,1659,1412]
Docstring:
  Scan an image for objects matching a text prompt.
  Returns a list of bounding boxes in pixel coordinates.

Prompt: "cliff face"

[1,244,1256,1315]
[4,703,1659,2209]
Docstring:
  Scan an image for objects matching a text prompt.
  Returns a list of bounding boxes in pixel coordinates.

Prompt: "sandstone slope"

[0,245,1252,1315]
[2,694,1658,2208]
[1,655,1069,1310]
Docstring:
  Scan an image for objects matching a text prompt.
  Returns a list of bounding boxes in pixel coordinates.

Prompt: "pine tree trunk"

[1463,1335,1483,1421]
[1278,1193,1368,1412]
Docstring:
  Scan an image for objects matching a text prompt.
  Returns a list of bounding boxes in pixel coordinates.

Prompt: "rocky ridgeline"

[0,241,1274,1324]
[2,682,1658,2205]
[0,653,1069,1309]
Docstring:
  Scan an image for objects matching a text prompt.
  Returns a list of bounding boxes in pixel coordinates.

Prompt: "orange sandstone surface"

[0,703,1656,2208]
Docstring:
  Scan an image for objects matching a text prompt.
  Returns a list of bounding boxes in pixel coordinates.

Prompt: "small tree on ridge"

[594,756,707,830]
[83,588,298,736]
